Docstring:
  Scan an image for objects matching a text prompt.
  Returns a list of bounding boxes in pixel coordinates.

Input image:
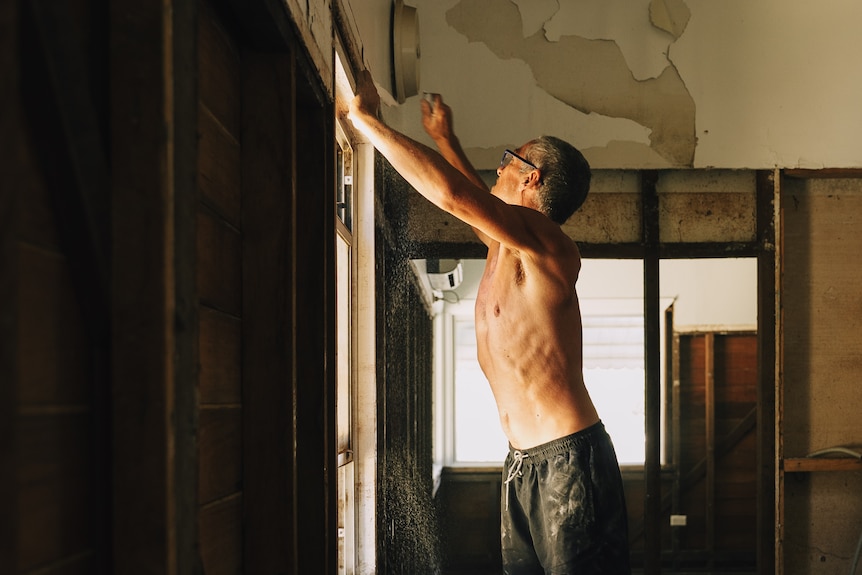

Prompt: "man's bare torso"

[475,241,599,450]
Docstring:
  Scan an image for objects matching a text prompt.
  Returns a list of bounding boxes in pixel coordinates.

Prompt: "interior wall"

[376,0,862,170]
[378,161,441,575]
[781,176,862,575]
[3,2,111,571]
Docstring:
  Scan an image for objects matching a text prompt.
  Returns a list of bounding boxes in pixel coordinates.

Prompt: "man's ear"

[525,169,541,187]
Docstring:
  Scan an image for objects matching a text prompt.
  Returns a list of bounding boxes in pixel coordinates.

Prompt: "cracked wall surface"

[447,0,696,167]
[378,0,862,170]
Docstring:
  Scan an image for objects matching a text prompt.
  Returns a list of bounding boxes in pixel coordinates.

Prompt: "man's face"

[492,145,534,203]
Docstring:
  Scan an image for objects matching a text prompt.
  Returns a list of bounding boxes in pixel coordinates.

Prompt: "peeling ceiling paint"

[446,0,696,166]
[649,0,690,39]
[372,0,862,169]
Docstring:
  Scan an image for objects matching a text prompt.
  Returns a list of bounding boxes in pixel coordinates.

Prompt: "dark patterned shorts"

[501,421,631,575]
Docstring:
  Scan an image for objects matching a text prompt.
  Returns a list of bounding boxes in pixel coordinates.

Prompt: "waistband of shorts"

[508,420,606,463]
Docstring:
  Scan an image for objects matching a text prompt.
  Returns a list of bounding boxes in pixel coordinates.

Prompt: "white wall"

[353,0,862,170]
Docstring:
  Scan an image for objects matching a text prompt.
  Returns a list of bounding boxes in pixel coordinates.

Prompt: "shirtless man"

[349,70,630,575]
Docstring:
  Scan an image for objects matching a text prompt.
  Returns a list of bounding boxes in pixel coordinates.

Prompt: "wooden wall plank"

[17,414,93,571]
[199,495,242,575]
[241,49,297,574]
[198,0,240,139]
[111,0,174,567]
[199,306,241,404]
[17,245,90,405]
[294,69,335,575]
[197,207,241,315]
[198,406,242,504]
[198,106,241,226]
[0,0,17,562]
[111,0,200,571]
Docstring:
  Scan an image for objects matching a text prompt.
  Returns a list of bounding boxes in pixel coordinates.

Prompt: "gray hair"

[521,136,591,224]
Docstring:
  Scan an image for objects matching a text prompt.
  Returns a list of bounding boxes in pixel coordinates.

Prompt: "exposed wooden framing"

[629,406,758,543]
[670,321,681,568]
[641,170,661,575]
[784,458,862,472]
[294,64,336,575]
[111,0,199,572]
[172,1,200,573]
[28,0,110,319]
[756,169,777,575]
[0,2,18,571]
[783,168,862,179]
[241,49,298,574]
[25,2,116,571]
[704,332,716,563]
[227,0,300,51]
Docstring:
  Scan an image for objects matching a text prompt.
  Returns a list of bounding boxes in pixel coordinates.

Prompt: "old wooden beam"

[756,169,777,575]
[111,0,199,573]
[641,170,662,575]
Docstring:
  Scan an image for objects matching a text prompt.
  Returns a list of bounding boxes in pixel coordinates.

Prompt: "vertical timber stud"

[241,49,297,574]
[172,1,200,573]
[641,170,661,575]
[111,0,199,573]
[111,1,173,572]
[755,170,777,575]
[704,333,715,565]
[293,68,337,575]
[0,1,19,571]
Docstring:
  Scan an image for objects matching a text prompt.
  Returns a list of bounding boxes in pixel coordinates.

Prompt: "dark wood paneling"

[197,3,240,573]
[241,49,297,574]
[17,244,90,405]
[198,406,242,504]
[199,494,243,575]
[294,64,335,575]
[199,105,241,226]
[676,332,758,562]
[199,0,241,140]
[111,0,200,570]
[17,414,93,571]
[0,0,16,561]
[199,306,242,404]
[197,207,241,316]
[437,471,502,571]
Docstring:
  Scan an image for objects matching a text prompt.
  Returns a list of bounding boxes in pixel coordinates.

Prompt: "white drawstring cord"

[503,450,529,510]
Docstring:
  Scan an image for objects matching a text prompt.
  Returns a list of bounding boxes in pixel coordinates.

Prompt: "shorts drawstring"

[503,450,529,510]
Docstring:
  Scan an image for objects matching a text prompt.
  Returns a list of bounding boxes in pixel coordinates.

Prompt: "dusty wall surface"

[303,0,861,169]
[781,177,862,575]
[369,0,862,170]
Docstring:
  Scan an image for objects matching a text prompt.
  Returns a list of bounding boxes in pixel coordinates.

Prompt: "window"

[335,120,355,575]
[334,50,377,575]
[436,258,756,469]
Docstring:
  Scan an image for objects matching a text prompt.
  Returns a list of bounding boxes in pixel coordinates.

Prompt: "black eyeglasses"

[500,149,537,171]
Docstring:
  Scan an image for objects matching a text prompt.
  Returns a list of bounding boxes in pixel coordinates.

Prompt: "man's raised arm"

[348,70,501,246]
[421,94,488,193]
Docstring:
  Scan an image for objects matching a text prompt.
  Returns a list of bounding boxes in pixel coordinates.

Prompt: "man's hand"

[421,93,454,144]
[348,69,381,129]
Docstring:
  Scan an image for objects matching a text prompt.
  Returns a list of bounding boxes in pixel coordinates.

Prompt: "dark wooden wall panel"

[197,1,244,572]
[197,207,242,316]
[199,494,243,575]
[676,332,757,564]
[17,414,93,570]
[199,106,241,225]
[198,306,241,404]
[17,245,90,404]
[242,49,297,573]
[10,2,108,571]
[198,408,243,504]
